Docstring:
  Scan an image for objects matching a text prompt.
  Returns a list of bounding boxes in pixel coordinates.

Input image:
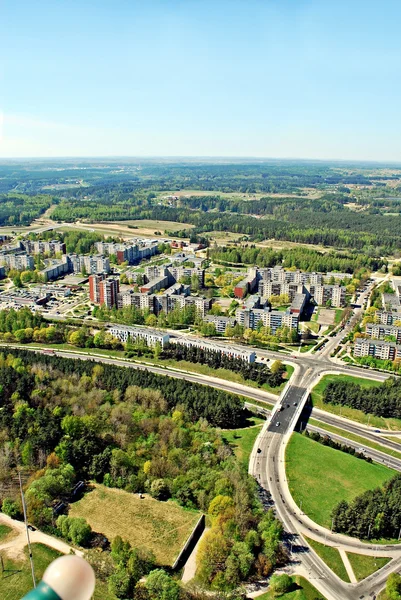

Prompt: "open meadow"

[69,484,200,566]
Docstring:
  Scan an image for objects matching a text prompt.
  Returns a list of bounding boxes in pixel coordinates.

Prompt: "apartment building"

[108,325,169,347]
[354,338,401,360]
[42,257,70,282]
[23,240,66,255]
[308,284,345,307]
[204,315,235,333]
[95,241,158,265]
[171,336,256,363]
[366,323,401,344]
[140,275,169,294]
[234,268,258,299]
[0,253,35,270]
[235,307,298,333]
[68,254,110,275]
[89,274,120,308]
[375,311,401,325]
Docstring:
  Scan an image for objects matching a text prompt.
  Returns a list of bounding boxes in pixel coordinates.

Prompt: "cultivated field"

[69,484,200,565]
[286,433,395,528]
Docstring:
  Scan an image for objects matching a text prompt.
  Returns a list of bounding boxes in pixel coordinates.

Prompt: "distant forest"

[0,160,400,255]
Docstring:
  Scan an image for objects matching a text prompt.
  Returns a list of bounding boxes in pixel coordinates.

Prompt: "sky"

[1,0,401,161]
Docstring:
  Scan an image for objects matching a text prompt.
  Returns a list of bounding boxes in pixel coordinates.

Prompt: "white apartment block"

[108,325,169,347]
[0,253,35,270]
[171,336,256,363]
[375,311,401,326]
[354,338,401,360]
[204,315,235,333]
[366,323,401,344]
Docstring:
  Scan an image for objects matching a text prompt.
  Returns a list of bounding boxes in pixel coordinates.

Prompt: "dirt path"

[0,513,82,559]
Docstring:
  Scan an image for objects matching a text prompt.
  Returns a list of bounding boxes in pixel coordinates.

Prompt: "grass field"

[255,574,327,599]
[346,552,391,581]
[0,524,13,542]
[311,374,401,431]
[305,537,350,582]
[308,418,401,461]
[286,433,396,528]
[69,484,200,566]
[0,544,114,600]
[221,418,264,468]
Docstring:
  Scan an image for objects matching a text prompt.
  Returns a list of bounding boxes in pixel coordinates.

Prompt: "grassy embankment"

[308,418,401,461]
[286,433,396,529]
[311,374,401,431]
[255,575,326,599]
[0,543,116,600]
[304,536,350,582]
[221,416,265,469]
[346,552,391,582]
[69,484,200,566]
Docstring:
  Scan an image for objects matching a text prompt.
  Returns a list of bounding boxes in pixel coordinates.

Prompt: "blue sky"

[1,0,401,160]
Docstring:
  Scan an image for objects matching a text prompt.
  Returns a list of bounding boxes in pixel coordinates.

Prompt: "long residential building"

[108,325,169,347]
[95,241,158,265]
[375,311,401,325]
[354,338,401,360]
[170,336,256,363]
[68,254,110,275]
[0,253,34,270]
[204,315,235,333]
[23,240,66,255]
[235,307,298,333]
[366,323,401,344]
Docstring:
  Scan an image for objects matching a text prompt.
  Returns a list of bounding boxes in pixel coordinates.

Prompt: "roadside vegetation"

[346,552,391,582]
[304,536,350,582]
[311,374,401,431]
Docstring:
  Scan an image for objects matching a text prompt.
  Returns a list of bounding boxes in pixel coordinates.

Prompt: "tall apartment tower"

[89,274,120,308]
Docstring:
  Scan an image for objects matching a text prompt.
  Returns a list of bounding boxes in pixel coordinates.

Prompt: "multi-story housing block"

[0,253,35,270]
[204,315,235,333]
[89,274,120,308]
[354,338,401,361]
[108,325,169,347]
[366,323,401,344]
[171,336,256,363]
[23,240,66,255]
[375,311,401,325]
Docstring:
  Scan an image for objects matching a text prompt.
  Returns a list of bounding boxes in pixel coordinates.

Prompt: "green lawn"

[252,575,326,600]
[305,537,350,582]
[286,433,396,528]
[0,544,115,600]
[308,418,401,461]
[0,524,13,541]
[311,374,401,431]
[305,321,320,334]
[335,309,344,324]
[222,418,264,468]
[346,552,391,581]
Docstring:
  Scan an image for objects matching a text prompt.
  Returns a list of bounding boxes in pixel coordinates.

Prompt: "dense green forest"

[1,160,401,255]
[0,348,245,427]
[322,378,401,419]
[208,245,385,274]
[0,193,53,226]
[0,352,286,593]
[332,474,401,540]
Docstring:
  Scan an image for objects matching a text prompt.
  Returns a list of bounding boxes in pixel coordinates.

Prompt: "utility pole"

[398,526,401,541]
[18,470,36,589]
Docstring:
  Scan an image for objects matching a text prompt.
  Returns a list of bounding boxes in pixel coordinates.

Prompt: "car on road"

[275,422,280,427]
[293,402,297,406]
[27,525,36,531]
